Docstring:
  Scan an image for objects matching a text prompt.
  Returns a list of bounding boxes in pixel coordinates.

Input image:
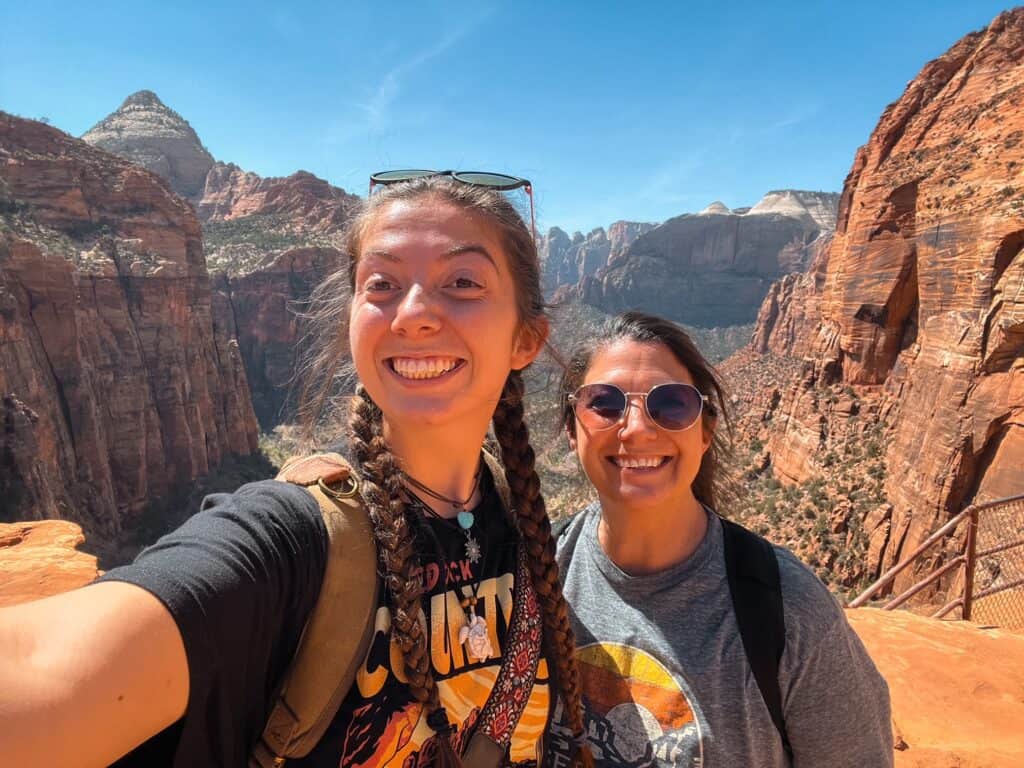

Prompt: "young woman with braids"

[0,175,591,768]
[547,311,892,767]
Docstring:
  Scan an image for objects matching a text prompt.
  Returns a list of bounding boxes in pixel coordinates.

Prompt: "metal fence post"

[963,506,978,621]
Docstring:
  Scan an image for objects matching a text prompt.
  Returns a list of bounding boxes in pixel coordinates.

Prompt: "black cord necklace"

[406,488,495,662]
[402,463,483,563]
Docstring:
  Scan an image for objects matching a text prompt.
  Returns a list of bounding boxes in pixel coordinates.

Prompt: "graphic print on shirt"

[549,642,704,768]
[330,552,549,768]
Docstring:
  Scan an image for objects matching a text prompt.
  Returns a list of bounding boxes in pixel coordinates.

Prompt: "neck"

[384,416,490,519]
[596,491,708,575]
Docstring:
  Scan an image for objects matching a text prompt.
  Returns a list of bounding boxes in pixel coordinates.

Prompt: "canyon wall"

[0,114,258,547]
[745,8,1024,587]
[84,92,359,427]
[552,191,839,327]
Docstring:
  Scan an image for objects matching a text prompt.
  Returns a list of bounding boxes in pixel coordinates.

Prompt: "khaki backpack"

[250,452,513,768]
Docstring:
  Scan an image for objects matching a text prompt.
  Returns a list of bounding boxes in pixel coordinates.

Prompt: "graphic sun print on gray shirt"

[548,505,892,768]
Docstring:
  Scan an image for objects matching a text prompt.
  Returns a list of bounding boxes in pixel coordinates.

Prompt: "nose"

[391,284,441,336]
[617,394,658,440]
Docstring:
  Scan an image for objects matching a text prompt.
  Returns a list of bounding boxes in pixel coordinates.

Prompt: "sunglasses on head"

[569,382,708,432]
[368,169,536,241]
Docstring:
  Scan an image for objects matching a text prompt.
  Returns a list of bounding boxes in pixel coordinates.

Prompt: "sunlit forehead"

[584,340,697,390]
[359,198,506,276]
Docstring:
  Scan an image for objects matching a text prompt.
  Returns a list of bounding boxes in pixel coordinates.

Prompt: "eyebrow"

[360,243,498,270]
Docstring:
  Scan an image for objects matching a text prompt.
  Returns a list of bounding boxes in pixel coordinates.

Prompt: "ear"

[700,415,716,455]
[511,316,549,371]
[565,422,578,452]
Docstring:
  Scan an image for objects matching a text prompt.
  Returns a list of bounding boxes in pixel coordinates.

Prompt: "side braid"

[492,371,594,767]
[348,387,434,699]
[348,387,460,767]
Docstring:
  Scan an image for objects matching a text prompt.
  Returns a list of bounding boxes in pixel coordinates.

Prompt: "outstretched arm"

[0,581,188,767]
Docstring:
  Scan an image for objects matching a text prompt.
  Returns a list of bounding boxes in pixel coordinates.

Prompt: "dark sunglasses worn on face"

[368,169,536,241]
[570,382,708,432]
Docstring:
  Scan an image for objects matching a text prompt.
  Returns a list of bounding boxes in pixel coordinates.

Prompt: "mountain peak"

[699,201,732,216]
[120,90,167,109]
[82,91,214,200]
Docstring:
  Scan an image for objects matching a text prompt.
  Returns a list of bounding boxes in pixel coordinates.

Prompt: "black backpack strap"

[720,517,793,759]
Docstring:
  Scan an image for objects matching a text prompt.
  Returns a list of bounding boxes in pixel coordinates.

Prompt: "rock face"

[0,521,99,607]
[850,608,1024,768]
[746,189,840,231]
[557,190,839,327]
[212,247,343,427]
[0,113,259,548]
[198,167,356,427]
[540,221,655,295]
[82,91,214,200]
[83,93,361,428]
[198,163,360,235]
[744,9,1024,591]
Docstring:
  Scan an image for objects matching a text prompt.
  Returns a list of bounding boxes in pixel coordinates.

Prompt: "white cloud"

[325,7,495,146]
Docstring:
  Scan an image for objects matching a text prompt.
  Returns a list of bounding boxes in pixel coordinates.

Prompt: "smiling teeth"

[391,357,460,380]
[613,456,666,469]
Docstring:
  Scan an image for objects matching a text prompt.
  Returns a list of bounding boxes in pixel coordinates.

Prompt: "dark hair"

[297,176,592,767]
[558,310,730,510]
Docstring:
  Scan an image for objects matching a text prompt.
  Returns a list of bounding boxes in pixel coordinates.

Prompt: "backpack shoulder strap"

[481,449,511,510]
[719,516,793,759]
[251,453,380,767]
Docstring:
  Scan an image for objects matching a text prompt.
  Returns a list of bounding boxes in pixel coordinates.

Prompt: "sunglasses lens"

[573,384,626,429]
[370,169,438,184]
[647,384,703,431]
[452,172,527,191]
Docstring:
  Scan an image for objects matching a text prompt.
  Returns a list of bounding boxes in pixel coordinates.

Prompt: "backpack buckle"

[318,475,359,499]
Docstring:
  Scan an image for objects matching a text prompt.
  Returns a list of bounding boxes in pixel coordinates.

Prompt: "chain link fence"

[969,496,1024,630]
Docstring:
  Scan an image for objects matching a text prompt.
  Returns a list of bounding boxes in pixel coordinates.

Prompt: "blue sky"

[0,1,1016,233]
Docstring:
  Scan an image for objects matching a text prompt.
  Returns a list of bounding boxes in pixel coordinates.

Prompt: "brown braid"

[348,386,461,767]
[492,371,594,768]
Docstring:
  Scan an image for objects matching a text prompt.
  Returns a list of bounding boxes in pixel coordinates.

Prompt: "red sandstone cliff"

[84,93,360,428]
[0,113,259,550]
[743,9,1024,590]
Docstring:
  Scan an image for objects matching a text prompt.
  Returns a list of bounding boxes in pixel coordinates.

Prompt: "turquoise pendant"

[457,511,475,530]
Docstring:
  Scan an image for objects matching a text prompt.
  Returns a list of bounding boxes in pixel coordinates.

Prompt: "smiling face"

[568,339,713,517]
[348,195,543,431]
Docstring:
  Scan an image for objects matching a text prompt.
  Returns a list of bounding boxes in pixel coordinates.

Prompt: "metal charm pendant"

[464,533,482,564]
[458,611,494,662]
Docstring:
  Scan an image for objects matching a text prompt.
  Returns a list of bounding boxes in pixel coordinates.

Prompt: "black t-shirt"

[99,473,550,767]
[99,480,328,767]
[294,477,550,768]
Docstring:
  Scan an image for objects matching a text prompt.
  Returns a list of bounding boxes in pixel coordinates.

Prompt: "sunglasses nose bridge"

[617,393,659,433]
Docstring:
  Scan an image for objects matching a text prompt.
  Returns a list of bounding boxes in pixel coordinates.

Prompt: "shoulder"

[553,503,599,565]
[195,479,328,549]
[769,542,850,656]
[102,479,328,595]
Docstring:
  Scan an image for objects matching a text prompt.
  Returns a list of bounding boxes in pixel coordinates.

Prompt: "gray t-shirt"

[549,505,892,768]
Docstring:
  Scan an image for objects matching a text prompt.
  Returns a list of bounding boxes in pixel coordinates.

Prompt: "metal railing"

[849,493,1024,629]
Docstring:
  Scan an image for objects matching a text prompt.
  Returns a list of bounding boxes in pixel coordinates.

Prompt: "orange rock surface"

[850,608,1024,768]
[0,521,99,608]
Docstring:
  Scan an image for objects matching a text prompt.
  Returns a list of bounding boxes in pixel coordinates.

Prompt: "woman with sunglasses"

[0,173,593,767]
[545,311,892,767]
